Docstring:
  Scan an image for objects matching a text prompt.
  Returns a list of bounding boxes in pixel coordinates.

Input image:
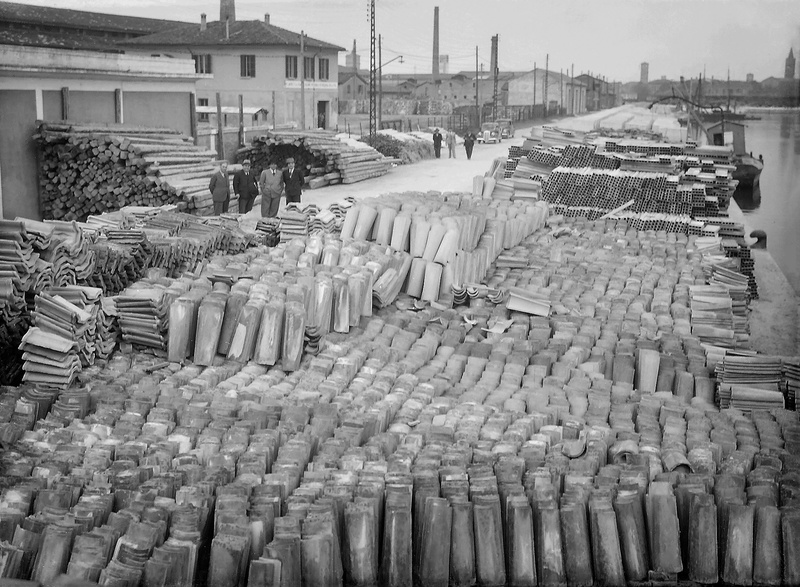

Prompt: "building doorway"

[317,101,328,129]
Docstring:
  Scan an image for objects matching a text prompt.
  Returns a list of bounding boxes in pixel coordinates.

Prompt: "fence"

[196,125,285,162]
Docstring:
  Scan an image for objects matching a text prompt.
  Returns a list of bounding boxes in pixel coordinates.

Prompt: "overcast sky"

[13,0,800,82]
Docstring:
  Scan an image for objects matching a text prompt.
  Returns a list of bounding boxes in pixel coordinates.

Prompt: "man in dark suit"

[209,161,230,215]
[233,158,259,214]
[281,157,304,204]
[432,128,443,158]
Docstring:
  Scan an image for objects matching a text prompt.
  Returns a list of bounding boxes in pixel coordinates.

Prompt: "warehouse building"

[0,1,201,220]
[0,0,346,220]
[507,69,588,116]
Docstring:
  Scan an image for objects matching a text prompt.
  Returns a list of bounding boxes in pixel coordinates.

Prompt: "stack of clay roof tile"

[715,355,785,411]
[20,290,95,390]
[278,210,311,243]
[115,276,177,353]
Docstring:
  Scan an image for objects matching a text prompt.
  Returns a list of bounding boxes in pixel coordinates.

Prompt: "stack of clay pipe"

[340,193,549,304]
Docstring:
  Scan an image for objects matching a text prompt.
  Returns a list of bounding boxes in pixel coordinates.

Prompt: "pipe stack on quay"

[237,130,391,190]
[34,123,393,223]
[0,130,799,587]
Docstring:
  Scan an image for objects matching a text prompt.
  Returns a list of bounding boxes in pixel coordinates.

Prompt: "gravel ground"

[244,124,799,357]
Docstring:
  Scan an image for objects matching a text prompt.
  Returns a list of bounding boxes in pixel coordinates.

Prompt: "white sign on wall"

[284,80,337,91]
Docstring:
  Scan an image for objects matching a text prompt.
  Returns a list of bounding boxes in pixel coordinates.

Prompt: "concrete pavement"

[296,129,531,209]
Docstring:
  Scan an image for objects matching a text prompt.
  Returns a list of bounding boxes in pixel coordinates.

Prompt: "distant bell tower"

[220,0,235,23]
[785,48,795,79]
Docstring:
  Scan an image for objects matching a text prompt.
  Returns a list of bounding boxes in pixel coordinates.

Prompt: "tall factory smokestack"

[220,0,235,23]
[432,6,439,82]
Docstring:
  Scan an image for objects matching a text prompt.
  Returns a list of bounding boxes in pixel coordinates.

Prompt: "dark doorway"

[317,101,328,129]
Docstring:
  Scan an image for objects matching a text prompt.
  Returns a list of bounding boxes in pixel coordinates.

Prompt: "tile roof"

[121,19,344,52]
[0,28,127,52]
[0,1,188,34]
[338,70,368,85]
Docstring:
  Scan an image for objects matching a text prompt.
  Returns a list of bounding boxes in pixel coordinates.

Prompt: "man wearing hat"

[233,158,259,214]
[432,128,443,158]
[259,161,284,218]
[281,157,305,204]
[209,161,230,215]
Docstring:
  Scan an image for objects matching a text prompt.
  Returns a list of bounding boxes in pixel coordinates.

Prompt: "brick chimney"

[220,0,235,23]
[200,13,207,31]
[264,13,270,25]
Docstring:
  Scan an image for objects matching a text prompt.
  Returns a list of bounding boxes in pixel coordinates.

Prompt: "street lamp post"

[377,54,403,131]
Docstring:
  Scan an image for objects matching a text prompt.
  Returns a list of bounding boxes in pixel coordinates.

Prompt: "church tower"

[785,48,795,79]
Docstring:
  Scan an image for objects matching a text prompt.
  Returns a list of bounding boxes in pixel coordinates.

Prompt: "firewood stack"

[35,122,223,221]
[237,130,390,189]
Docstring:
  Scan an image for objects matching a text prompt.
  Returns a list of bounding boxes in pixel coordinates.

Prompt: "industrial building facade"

[0,44,200,220]
[122,14,344,132]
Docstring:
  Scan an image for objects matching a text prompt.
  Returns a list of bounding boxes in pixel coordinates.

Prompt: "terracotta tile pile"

[115,278,175,353]
[0,221,33,383]
[0,297,798,586]
[0,186,798,587]
[0,220,94,384]
[20,288,97,390]
[785,359,800,410]
[715,355,785,411]
[277,210,311,243]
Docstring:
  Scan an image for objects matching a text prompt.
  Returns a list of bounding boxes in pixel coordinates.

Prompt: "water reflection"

[741,111,800,294]
[781,115,791,139]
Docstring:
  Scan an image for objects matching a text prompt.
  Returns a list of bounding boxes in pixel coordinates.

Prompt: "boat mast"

[727,67,731,113]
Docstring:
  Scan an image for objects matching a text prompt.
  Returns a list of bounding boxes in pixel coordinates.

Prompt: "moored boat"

[732,153,764,187]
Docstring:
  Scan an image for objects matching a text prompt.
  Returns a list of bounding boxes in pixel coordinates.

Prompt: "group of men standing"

[432,128,476,160]
[208,158,305,217]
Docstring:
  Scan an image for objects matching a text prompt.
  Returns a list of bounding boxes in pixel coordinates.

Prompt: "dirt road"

[299,127,531,209]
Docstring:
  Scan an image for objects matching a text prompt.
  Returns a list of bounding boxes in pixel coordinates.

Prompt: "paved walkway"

[243,128,532,215]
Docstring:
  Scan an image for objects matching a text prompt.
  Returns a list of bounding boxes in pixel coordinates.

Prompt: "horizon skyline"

[5,0,800,84]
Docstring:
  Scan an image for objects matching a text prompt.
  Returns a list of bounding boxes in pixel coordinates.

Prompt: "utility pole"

[571,63,575,114]
[369,0,376,137]
[215,92,224,160]
[238,94,244,147]
[544,53,549,117]
[378,34,382,131]
[560,69,563,115]
[533,63,536,118]
[474,47,479,126]
[491,34,499,120]
[300,31,306,130]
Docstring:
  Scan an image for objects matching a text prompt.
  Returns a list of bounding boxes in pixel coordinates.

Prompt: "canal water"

[734,111,800,294]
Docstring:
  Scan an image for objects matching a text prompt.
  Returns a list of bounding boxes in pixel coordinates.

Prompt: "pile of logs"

[35,122,224,221]
[237,130,390,189]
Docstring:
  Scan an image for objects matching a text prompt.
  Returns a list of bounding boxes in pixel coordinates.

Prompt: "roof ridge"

[119,18,344,51]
